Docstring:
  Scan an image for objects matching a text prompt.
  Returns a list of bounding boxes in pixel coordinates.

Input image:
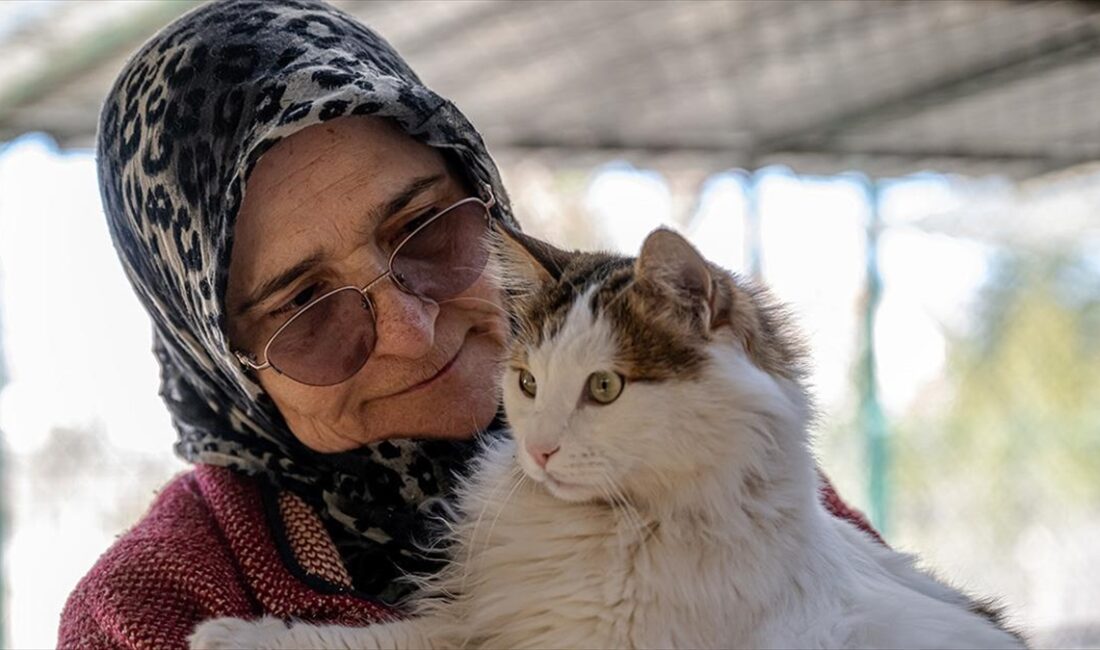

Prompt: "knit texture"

[58,465,878,649]
[58,465,394,649]
[820,473,885,545]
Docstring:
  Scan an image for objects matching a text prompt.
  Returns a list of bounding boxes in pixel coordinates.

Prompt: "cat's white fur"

[192,285,1024,650]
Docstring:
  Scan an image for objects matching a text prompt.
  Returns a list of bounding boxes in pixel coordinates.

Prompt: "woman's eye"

[395,208,439,243]
[272,285,318,316]
[587,370,624,404]
[518,368,538,398]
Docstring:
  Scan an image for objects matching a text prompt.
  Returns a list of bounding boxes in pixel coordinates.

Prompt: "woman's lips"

[388,345,462,398]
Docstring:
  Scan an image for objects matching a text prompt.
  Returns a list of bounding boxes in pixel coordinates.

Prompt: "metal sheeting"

[2,1,1099,178]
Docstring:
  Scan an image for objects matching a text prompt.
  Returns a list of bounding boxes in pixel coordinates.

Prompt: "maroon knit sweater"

[58,464,879,649]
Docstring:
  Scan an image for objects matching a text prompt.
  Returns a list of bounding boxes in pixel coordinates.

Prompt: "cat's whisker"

[480,469,527,553]
[457,465,525,649]
[592,480,636,548]
[460,464,523,592]
[609,476,649,540]
[593,482,631,548]
[598,472,647,541]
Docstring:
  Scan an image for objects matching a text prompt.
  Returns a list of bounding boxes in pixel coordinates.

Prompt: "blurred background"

[1,1,1099,647]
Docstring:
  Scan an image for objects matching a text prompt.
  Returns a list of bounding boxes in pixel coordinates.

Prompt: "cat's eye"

[587,370,624,404]
[518,368,538,398]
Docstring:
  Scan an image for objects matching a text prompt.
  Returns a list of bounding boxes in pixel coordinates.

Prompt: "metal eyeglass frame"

[234,185,496,376]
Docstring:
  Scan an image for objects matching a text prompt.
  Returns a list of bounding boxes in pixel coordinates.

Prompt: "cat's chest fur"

[446,439,1019,650]
[445,439,800,649]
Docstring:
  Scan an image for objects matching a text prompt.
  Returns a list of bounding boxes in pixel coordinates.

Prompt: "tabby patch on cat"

[192,226,1026,649]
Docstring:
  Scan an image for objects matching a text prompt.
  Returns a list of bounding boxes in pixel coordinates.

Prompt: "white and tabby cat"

[192,226,1025,649]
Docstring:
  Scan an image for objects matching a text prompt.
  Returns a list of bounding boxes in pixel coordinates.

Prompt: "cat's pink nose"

[526,443,560,469]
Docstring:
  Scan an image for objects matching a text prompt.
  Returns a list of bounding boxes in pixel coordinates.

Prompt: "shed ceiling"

[1,0,1099,178]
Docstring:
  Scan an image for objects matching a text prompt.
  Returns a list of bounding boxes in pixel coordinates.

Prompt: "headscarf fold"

[98,0,515,602]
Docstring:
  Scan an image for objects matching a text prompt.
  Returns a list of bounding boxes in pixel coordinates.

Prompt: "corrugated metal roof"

[1,0,1099,178]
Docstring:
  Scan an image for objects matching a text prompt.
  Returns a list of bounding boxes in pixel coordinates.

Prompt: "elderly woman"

[59,1,877,648]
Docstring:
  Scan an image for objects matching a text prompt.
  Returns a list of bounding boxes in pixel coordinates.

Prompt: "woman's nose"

[369,280,439,360]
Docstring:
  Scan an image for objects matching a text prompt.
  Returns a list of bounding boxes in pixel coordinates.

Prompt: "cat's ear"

[635,228,713,304]
[488,221,572,291]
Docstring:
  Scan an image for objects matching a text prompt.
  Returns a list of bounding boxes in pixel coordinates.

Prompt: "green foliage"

[895,249,1100,539]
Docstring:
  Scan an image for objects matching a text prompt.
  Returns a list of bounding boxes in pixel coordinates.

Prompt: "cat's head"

[490,225,812,506]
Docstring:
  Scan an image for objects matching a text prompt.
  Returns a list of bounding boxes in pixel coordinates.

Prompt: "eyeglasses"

[234,189,495,386]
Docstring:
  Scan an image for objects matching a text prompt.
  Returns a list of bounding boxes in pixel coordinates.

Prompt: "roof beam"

[502,136,1078,164]
[496,136,1099,179]
[752,18,1100,154]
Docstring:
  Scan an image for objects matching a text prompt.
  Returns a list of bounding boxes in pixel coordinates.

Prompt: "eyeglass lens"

[264,200,490,386]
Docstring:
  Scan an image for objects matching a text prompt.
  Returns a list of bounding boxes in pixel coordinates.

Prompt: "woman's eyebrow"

[235,174,447,317]
[236,252,325,316]
[366,173,445,229]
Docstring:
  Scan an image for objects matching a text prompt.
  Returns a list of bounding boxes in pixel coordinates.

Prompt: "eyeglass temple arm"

[235,350,271,371]
[481,183,497,209]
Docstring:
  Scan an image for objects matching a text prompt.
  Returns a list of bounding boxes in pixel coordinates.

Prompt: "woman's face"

[225,117,506,452]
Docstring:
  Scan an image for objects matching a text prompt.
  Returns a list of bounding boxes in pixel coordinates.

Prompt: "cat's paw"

[189,616,290,650]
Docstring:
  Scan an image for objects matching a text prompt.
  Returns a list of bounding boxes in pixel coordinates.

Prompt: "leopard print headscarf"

[98,0,515,602]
